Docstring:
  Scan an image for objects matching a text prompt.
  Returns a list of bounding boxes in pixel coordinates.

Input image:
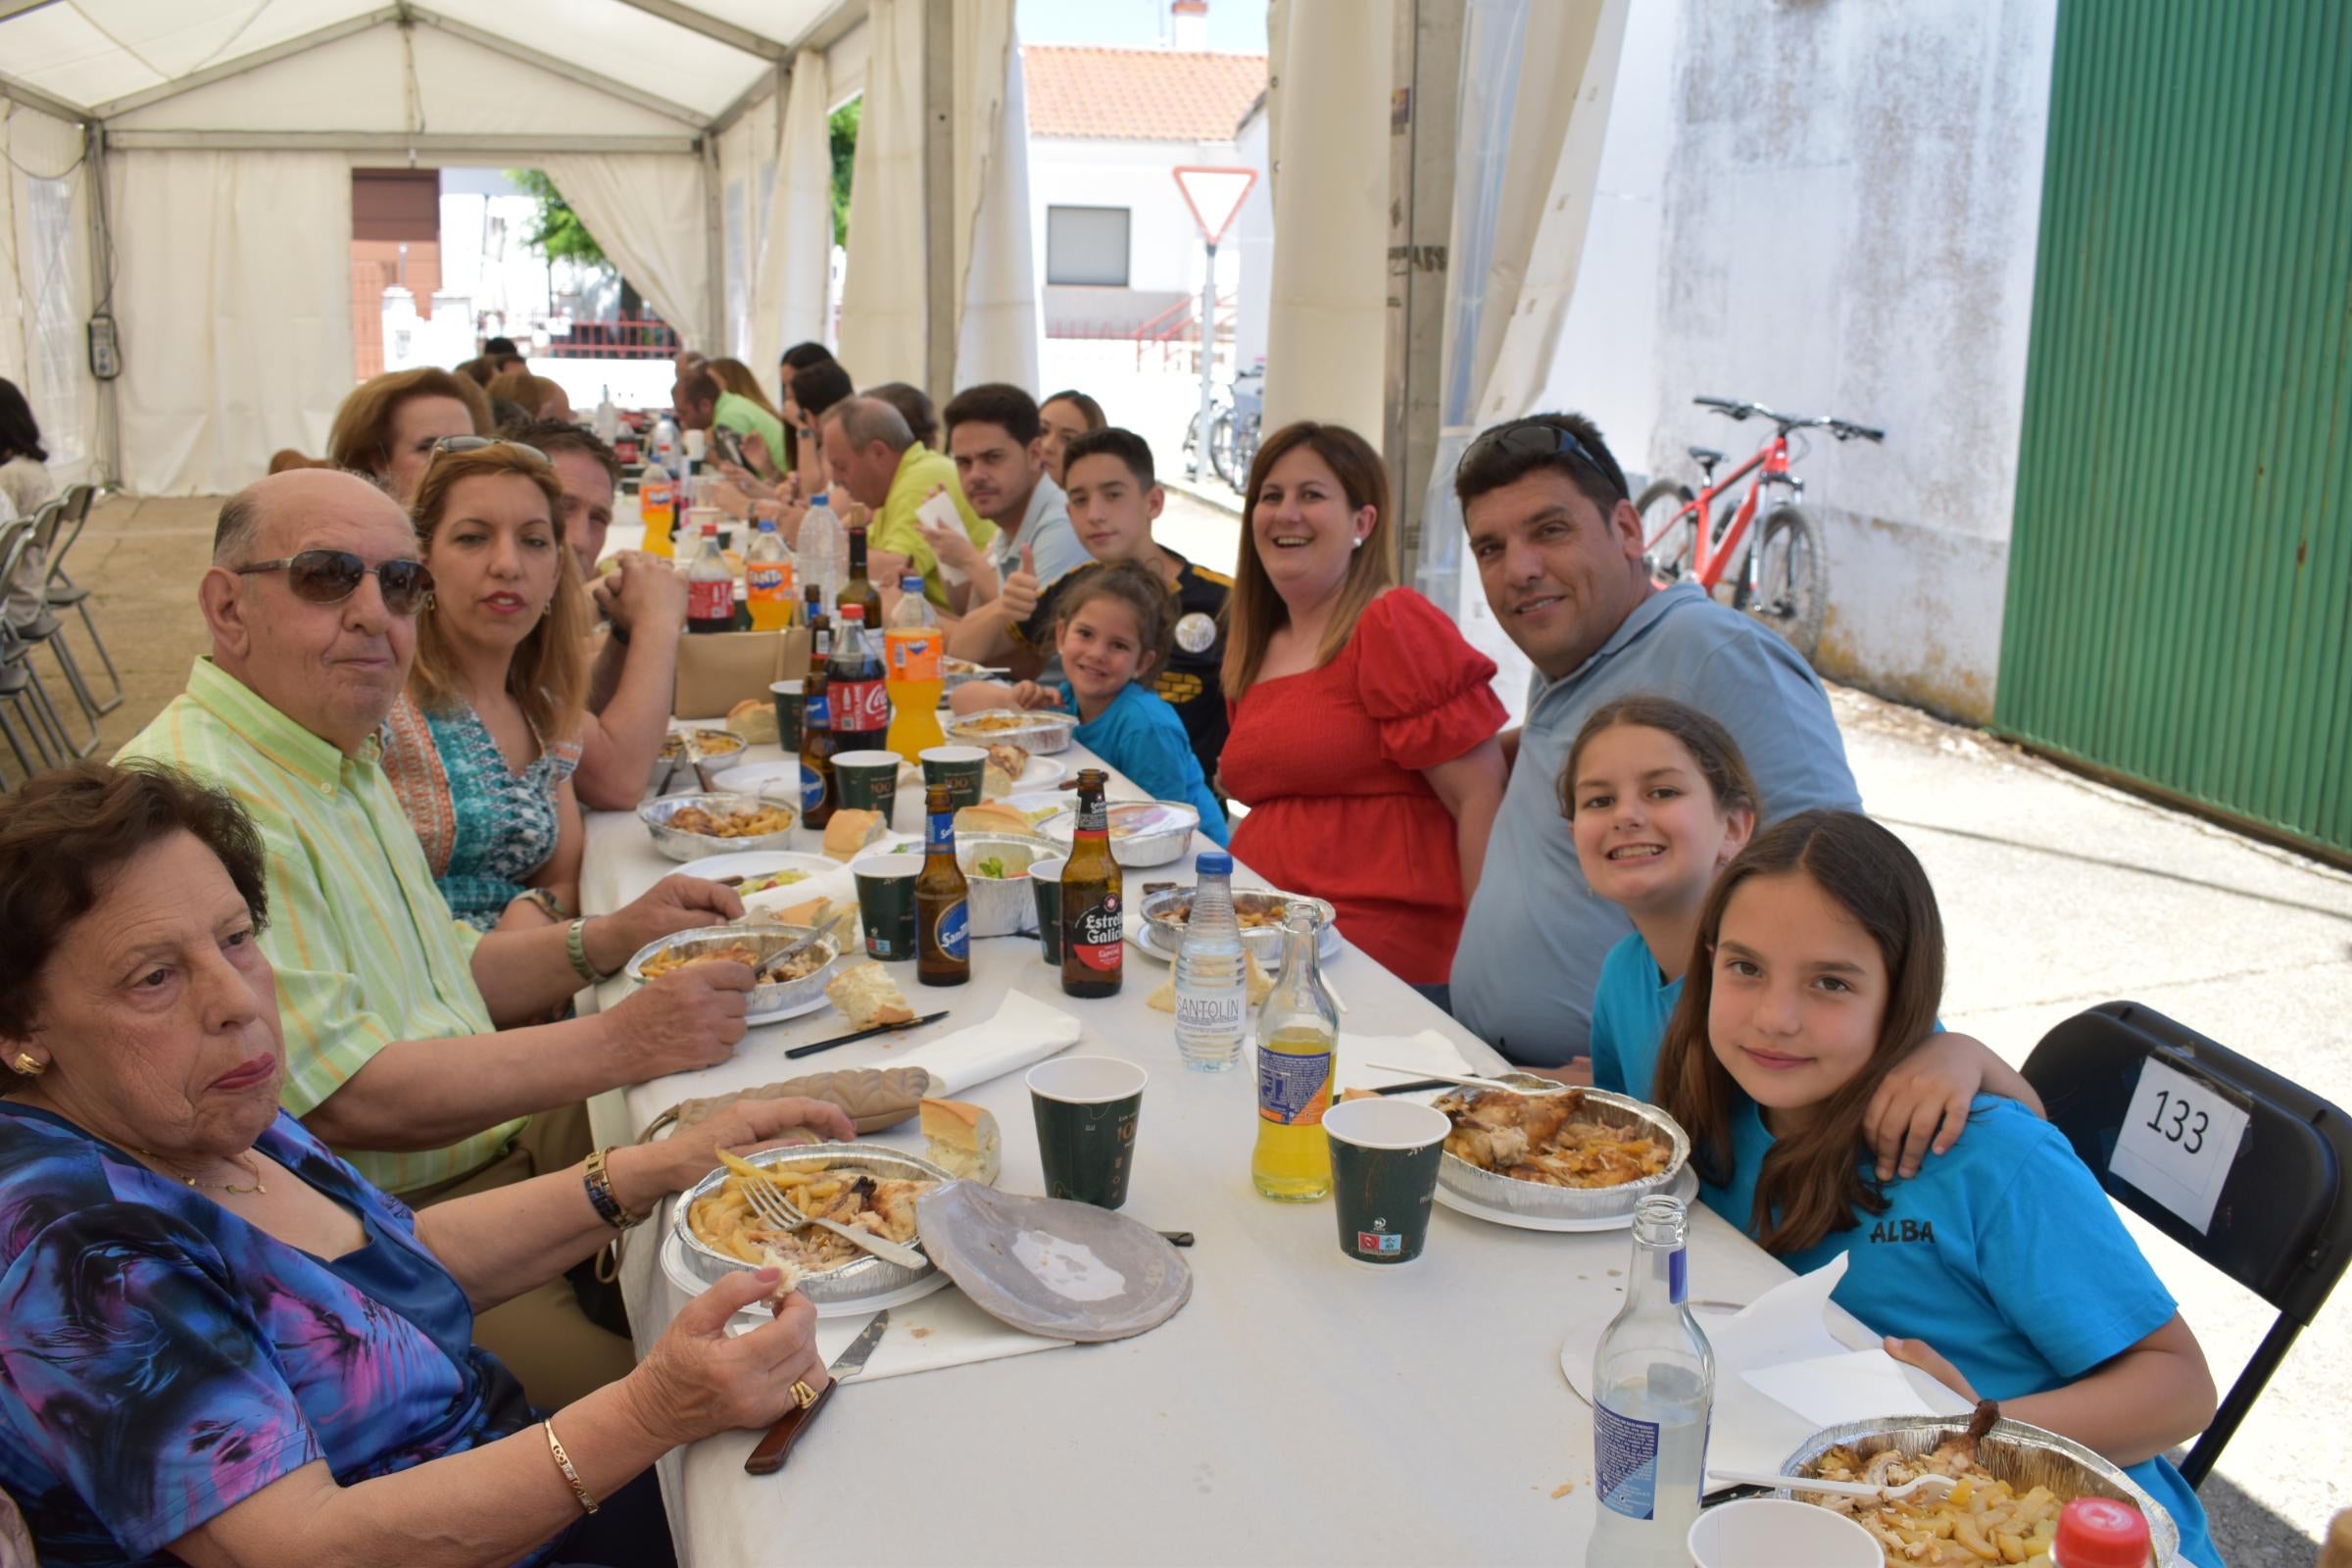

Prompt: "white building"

[1021,22,1270,373]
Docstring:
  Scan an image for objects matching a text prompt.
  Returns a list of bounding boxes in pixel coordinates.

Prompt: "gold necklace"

[138,1149,270,1196]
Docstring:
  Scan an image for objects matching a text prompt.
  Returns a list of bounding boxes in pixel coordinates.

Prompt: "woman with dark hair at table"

[0,378,56,631]
[1037,388,1105,486]
[1219,421,1507,1004]
[0,760,850,1567]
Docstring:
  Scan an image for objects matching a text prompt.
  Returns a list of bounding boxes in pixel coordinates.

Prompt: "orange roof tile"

[1024,45,1268,143]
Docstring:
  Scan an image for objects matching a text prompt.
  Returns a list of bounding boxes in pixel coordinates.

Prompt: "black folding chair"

[2022,1001,2352,1488]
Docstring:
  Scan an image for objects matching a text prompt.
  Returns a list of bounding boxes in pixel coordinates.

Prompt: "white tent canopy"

[0,0,1038,494]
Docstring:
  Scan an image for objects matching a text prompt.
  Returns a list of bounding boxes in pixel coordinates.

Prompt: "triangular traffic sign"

[1171,165,1257,247]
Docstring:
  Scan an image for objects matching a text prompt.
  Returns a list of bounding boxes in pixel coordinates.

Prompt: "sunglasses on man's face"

[231,550,435,615]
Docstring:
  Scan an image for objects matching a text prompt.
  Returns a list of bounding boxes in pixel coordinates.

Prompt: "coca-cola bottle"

[827,605,890,758]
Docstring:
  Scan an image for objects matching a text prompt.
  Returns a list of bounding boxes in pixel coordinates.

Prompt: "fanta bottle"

[883,575,946,763]
[639,461,676,557]
[745,508,795,630]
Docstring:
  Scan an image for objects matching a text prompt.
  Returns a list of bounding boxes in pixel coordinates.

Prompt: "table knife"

[785,1010,949,1059]
[744,1309,890,1476]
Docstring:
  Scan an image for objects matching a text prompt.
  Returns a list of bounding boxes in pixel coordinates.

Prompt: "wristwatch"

[515,887,568,923]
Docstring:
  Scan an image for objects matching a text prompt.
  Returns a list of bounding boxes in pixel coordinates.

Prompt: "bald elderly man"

[819,394,995,608]
[118,467,755,1402]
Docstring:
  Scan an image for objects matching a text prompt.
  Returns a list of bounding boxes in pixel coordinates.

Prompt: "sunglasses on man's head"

[430,435,551,466]
[231,550,434,615]
[1462,419,1628,503]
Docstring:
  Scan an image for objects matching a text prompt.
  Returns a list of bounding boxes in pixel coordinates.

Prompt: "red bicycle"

[1636,395,1885,661]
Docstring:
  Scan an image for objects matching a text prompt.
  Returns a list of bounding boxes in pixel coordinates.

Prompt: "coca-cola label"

[687,577,733,622]
[831,676,888,736]
[1067,894,1122,975]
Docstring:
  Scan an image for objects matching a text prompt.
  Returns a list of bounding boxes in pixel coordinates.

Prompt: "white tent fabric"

[0,102,98,484]
[953,3,1040,391]
[110,150,352,496]
[836,0,925,383]
[541,155,715,352]
[1261,0,1395,438]
[753,52,838,371]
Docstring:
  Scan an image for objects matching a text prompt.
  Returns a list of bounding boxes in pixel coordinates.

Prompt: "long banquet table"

[578,736,1850,1565]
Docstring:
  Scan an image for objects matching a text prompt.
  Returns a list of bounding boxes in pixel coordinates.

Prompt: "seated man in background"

[119,467,760,1403]
[952,427,1229,788]
[1446,412,1859,1067]
[920,383,1087,617]
[819,395,994,608]
[675,367,787,476]
[509,418,686,811]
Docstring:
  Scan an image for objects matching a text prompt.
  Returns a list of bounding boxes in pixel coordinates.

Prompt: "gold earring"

[10,1053,46,1078]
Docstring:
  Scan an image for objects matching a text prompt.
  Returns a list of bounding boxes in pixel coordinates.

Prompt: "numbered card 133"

[2108,1058,2251,1234]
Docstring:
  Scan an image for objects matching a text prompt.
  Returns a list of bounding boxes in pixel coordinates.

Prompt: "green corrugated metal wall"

[1996,0,2351,856]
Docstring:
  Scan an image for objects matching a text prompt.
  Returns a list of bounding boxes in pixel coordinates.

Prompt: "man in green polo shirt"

[119,466,756,1400]
[676,366,787,479]
[819,395,996,608]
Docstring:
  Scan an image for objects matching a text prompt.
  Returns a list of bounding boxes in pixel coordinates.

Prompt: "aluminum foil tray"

[1775,1414,2178,1566]
[673,1142,955,1305]
[1433,1087,1691,1223]
[638,790,800,861]
[622,923,841,1017]
[946,708,1079,755]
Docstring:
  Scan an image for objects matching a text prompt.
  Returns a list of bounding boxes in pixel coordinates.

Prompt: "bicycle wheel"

[1736,504,1829,662]
[1209,411,1240,487]
[1636,478,1698,582]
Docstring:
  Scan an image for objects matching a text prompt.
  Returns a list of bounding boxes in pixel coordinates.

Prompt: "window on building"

[1046,206,1130,287]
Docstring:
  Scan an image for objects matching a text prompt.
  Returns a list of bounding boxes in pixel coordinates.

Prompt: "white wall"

[1540,0,2059,722]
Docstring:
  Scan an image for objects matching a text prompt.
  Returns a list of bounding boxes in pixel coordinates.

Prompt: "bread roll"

[726,698,778,745]
[918,1097,1001,1183]
[821,808,886,860]
[823,961,915,1027]
[954,802,1032,838]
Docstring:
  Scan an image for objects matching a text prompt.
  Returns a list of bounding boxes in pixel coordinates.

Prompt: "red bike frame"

[1644,431,1794,591]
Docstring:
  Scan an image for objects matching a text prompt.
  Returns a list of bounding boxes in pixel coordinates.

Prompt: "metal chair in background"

[36,482,123,718]
[2022,1001,2352,1488]
[0,516,80,779]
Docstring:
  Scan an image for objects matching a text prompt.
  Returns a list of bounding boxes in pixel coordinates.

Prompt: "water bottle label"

[1593,1400,1661,1521]
[1173,991,1244,1034]
[935,901,969,959]
[1670,1248,1688,1305]
[1255,1046,1332,1126]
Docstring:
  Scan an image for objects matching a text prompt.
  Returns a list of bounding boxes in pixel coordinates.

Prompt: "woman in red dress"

[1221,422,1508,996]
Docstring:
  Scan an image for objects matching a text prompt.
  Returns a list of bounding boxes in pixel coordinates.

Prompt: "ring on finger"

[790,1380,818,1410]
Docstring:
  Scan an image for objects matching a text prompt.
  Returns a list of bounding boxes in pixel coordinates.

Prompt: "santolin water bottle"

[1588,1195,1714,1566]
[796,491,847,611]
[1173,852,1247,1071]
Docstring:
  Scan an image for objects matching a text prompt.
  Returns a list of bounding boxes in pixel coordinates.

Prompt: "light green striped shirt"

[118,660,524,1193]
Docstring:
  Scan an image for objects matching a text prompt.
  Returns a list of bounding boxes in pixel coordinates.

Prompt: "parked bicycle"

[1635,395,1886,662]
[1181,367,1263,490]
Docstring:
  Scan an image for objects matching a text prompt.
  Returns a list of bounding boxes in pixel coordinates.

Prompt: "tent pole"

[702,134,725,355]
[83,122,122,490]
[921,0,956,409]
[1383,0,1461,579]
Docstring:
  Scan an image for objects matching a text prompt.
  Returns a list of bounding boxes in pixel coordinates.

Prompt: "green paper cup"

[919,744,989,809]
[832,750,901,827]
[1323,1099,1449,1266]
[768,679,804,753]
[1028,857,1067,965]
[1028,1056,1147,1209]
[853,858,922,961]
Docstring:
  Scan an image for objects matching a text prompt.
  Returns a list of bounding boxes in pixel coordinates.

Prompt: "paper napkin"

[890,990,1082,1096]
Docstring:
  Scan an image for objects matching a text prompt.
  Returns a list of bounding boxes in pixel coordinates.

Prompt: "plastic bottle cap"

[841,605,864,620]
[811,492,829,507]
[902,576,924,590]
[2052,1498,2150,1568]
[1196,852,1232,875]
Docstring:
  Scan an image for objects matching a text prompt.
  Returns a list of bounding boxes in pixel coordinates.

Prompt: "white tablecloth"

[578,741,1858,1566]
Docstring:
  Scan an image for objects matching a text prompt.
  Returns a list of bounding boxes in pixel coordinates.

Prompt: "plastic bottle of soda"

[638,461,675,557]
[745,507,795,631]
[827,605,889,757]
[686,517,735,635]
[796,491,846,611]
[884,575,946,763]
[800,612,835,826]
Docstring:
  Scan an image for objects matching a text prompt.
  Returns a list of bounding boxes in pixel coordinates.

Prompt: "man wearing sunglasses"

[1445,413,1859,1071]
[119,467,759,1398]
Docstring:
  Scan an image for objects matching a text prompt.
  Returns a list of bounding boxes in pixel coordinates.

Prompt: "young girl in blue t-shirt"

[1653,808,2222,1565]
[961,562,1228,844]
[1566,695,2038,1180]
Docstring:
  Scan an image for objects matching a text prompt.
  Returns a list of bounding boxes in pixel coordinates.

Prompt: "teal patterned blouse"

[381,693,581,930]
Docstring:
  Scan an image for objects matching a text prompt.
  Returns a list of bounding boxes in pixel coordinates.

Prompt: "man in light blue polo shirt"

[1447,414,1858,1066]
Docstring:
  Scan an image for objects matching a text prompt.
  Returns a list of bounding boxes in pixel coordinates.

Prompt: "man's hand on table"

[584,873,746,974]
[604,962,755,1076]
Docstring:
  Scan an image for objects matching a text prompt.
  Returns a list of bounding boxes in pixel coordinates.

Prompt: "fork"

[718,1152,926,1270]
[1706,1469,1958,1502]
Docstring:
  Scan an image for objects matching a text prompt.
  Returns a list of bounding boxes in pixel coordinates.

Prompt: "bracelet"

[565,918,607,984]
[543,1419,599,1514]
[583,1146,647,1230]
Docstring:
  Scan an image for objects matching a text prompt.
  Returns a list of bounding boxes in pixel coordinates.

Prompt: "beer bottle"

[1059,768,1123,999]
[915,783,972,987]
[799,613,836,826]
[837,522,884,629]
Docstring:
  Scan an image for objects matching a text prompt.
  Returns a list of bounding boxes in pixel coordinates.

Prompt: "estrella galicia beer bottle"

[1059,768,1122,999]
[916,783,971,987]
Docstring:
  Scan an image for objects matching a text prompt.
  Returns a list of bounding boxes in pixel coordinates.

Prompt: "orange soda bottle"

[639,462,676,558]
[883,574,947,763]
[745,505,795,631]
